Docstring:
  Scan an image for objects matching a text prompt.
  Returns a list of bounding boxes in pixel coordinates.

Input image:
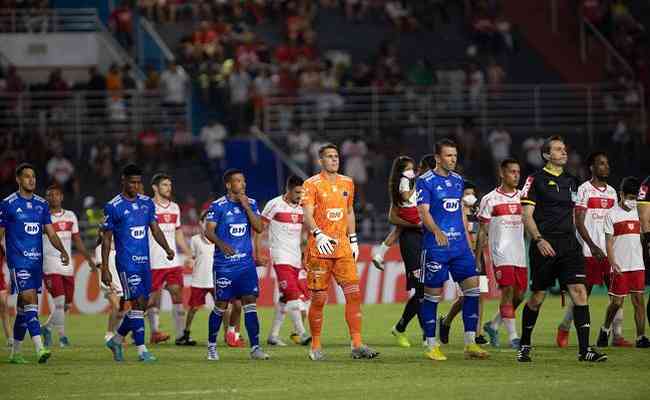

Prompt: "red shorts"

[188,286,214,308]
[494,266,528,294]
[274,264,307,302]
[151,267,184,291]
[43,274,75,303]
[585,257,611,286]
[609,270,646,297]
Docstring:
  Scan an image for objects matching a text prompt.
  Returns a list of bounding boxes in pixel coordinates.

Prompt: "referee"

[638,176,650,324]
[517,136,607,362]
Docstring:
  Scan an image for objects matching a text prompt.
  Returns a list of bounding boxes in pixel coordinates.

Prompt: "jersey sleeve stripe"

[521,200,536,205]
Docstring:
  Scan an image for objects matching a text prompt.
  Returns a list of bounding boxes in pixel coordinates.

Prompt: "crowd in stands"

[0,0,51,33]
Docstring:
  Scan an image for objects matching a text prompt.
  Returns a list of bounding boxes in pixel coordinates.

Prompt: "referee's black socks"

[573,305,590,355]
[520,304,539,346]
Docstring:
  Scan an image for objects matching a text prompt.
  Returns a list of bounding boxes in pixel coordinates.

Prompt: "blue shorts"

[10,267,42,295]
[420,246,477,289]
[117,269,152,301]
[213,262,259,302]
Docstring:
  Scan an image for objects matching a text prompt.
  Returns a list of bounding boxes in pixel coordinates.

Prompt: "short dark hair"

[223,168,243,184]
[541,135,565,159]
[151,172,172,187]
[318,143,338,158]
[620,176,640,195]
[586,151,608,168]
[500,158,520,169]
[464,180,477,191]
[15,162,35,177]
[122,163,143,178]
[46,184,63,194]
[435,139,457,155]
[286,175,304,191]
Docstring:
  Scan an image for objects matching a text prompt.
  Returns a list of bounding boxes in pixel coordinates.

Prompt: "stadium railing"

[580,17,635,78]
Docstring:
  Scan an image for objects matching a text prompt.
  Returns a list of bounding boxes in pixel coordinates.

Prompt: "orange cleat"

[556,328,569,348]
[226,331,246,347]
[150,331,170,344]
[612,336,634,347]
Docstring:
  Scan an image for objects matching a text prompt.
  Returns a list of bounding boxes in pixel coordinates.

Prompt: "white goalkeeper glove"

[313,229,337,255]
[349,233,359,262]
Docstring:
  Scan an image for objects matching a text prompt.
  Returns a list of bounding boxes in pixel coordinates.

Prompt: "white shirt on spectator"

[287,130,311,165]
[229,70,252,104]
[341,138,368,184]
[522,137,544,168]
[160,68,189,104]
[200,122,227,160]
[488,128,512,162]
[46,156,75,185]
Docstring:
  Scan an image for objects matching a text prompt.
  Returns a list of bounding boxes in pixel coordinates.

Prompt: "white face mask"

[462,194,477,207]
[623,199,637,209]
[402,169,416,179]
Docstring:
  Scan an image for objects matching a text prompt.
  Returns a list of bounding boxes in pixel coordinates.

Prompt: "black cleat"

[635,336,650,348]
[175,331,197,346]
[596,328,609,348]
[578,347,607,362]
[517,345,532,362]
[475,334,488,345]
[439,315,450,344]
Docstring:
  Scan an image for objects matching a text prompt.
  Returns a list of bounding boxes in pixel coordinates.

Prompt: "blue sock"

[24,304,41,338]
[421,293,439,339]
[208,307,224,344]
[13,307,27,342]
[129,310,145,346]
[462,287,481,333]
[243,303,260,348]
[117,313,132,338]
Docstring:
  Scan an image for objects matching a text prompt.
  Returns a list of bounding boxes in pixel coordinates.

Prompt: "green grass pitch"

[2,295,650,400]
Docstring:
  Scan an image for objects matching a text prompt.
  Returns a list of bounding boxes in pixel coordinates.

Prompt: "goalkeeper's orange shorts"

[305,255,358,291]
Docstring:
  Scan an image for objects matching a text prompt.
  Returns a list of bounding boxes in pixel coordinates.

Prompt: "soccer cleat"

[483,322,500,347]
[298,333,312,346]
[517,345,532,362]
[37,348,52,364]
[424,344,447,361]
[475,334,488,345]
[578,347,607,362]
[267,336,288,346]
[6,338,14,349]
[150,331,170,344]
[464,343,489,360]
[105,337,124,362]
[138,351,158,363]
[351,344,379,359]
[391,327,411,348]
[207,345,220,361]
[289,332,301,345]
[250,346,270,360]
[8,354,28,364]
[42,326,53,347]
[226,331,246,347]
[308,348,326,361]
[556,327,569,348]
[510,338,521,349]
[439,315,450,344]
[596,328,610,348]
[635,336,650,348]
[371,255,384,271]
[612,336,634,347]
[59,336,70,348]
[175,333,197,346]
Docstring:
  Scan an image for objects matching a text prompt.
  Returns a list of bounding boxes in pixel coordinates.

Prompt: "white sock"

[104,331,114,342]
[49,296,66,336]
[172,303,186,339]
[602,325,611,334]
[269,302,287,338]
[286,299,306,336]
[374,242,390,260]
[136,344,148,356]
[464,331,476,345]
[11,340,22,356]
[426,337,437,347]
[490,311,502,330]
[559,297,574,331]
[612,308,624,337]
[32,335,44,353]
[503,318,518,341]
[147,307,160,333]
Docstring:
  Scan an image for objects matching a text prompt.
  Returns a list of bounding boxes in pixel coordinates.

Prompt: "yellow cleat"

[391,328,411,348]
[464,343,489,360]
[424,344,447,361]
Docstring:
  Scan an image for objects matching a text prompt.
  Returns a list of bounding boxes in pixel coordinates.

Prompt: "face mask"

[402,169,416,179]
[623,200,637,209]
[462,194,477,207]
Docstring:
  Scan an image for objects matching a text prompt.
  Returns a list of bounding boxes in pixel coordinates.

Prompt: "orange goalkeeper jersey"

[302,172,355,259]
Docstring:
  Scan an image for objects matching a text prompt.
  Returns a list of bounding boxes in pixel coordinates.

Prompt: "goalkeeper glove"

[313,228,337,255]
[349,233,359,262]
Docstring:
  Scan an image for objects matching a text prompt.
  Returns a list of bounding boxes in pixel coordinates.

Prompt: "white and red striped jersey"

[149,200,182,269]
[604,204,644,272]
[43,209,79,276]
[261,195,303,268]
[477,188,526,268]
[397,176,420,224]
[574,181,617,257]
[190,234,214,288]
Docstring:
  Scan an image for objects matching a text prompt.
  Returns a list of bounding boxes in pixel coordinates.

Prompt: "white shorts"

[478,275,489,294]
[99,267,123,298]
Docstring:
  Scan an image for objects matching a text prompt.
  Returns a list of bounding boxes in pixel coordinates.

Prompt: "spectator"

[345,0,369,23]
[106,63,123,93]
[200,119,227,191]
[109,0,135,52]
[286,126,311,173]
[160,61,189,122]
[121,64,136,90]
[138,128,161,172]
[341,135,368,207]
[115,138,137,165]
[486,58,506,98]
[145,65,161,90]
[487,123,512,167]
[567,150,587,181]
[521,135,545,175]
[46,150,79,197]
[228,63,252,133]
[385,1,418,31]
[251,67,273,127]
[171,120,195,163]
[467,62,484,109]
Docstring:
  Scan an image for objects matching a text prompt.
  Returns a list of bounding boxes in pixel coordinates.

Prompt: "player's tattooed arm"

[72,233,95,266]
[388,204,420,228]
[44,224,70,266]
[575,208,605,260]
[417,203,448,247]
[100,230,113,286]
[204,221,235,256]
[150,221,175,260]
[522,205,555,257]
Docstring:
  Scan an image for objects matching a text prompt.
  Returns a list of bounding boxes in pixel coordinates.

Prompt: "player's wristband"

[312,228,322,238]
[349,233,358,244]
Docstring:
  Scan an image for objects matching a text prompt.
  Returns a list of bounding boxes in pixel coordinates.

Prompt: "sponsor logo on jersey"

[326,208,344,221]
[215,277,232,288]
[16,269,32,280]
[127,274,142,286]
[442,198,460,212]
[229,223,247,237]
[130,226,146,240]
[24,222,40,235]
[131,255,148,263]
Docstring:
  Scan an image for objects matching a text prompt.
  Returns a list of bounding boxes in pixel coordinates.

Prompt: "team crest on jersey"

[229,223,247,237]
[24,222,40,235]
[628,223,635,230]
[130,226,146,239]
[343,191,348,197]
[445,180,452,187]
[163,214,171,223]
[58,222,67,230]
[291,214,300,223]
[326,208,344,221]
[234,207,241,214]
[26,202,32,209]
[132,203,139,210]
[442,198,460,212]
[509,204,519,214]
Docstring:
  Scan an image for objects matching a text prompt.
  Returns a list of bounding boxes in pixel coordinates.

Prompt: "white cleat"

[309,348,326,361]
[207,344,220,361]
[250,346,270,360]
[267,336,288,346]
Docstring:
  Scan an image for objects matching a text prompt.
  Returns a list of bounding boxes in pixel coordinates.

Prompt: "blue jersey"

[0,192,51,271]
[416,170,468,250]
[103,193,156,273]
[206,195,259,269]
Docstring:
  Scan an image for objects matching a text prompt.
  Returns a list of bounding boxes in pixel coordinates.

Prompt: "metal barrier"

[580,17,635,77]
[0,8,100,33]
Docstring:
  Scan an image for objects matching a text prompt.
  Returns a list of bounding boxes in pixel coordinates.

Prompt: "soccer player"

[0,248,13,348]
[597,177,650,348]
[556,152,624,347]
[147,173,192,345]
[302,143,378,361]
[179,210,213,346]
[94,228,124,343]
[257,175,311,347]
[41,184,95,348]
[101,164,175,362]
[477,159,526,349]
[416,139,488,361]
[638,176,650,328]
[1,163,70,364]
[204,169,269,361]
[518,136,606,362]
